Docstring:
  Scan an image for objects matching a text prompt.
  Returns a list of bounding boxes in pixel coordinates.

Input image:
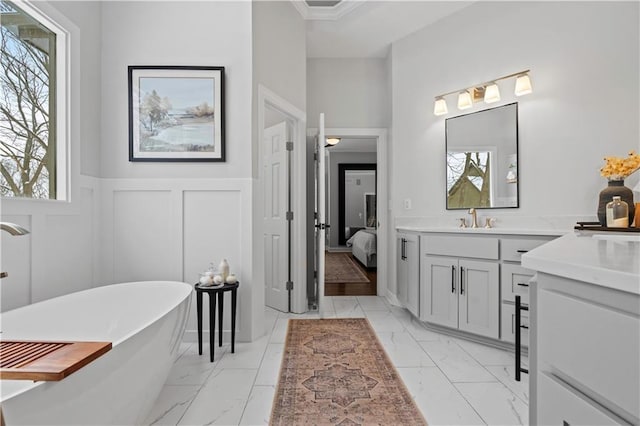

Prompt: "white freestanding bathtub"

[0,281,192,425]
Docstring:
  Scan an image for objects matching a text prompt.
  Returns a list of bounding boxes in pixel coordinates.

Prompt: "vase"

[218,258,229,281]
[597,180,635,226]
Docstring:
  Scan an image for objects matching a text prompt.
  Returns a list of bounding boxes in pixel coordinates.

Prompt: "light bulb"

[326,137,341,146]
[457,91,473,110]
[484,82,500,104]
[515,74,532,96]
[434,97,448,116]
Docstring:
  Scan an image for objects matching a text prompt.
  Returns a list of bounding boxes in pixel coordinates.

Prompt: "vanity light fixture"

[514,74,532,96]
[457,90,473,110]
[434,97,448,116]
[484,82,501,103]
[433,69,532,116]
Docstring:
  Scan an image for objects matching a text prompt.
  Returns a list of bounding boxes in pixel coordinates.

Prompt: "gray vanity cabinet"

[532,272,640,425]
[419,234,500,339]
[396,232,419,317]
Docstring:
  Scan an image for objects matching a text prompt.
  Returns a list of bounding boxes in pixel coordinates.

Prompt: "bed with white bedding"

[346,229,377,268]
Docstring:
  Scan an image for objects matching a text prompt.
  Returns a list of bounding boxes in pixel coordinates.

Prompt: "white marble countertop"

[396,225,565,236]
[522,231,640,295]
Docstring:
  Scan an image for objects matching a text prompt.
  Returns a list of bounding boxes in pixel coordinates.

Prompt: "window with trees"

[1,1,58,199]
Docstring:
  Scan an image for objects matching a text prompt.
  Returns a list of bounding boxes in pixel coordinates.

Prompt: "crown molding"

[290,0,365,21]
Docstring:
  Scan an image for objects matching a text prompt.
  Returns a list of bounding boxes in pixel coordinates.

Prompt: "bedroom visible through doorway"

[324,139,378,296]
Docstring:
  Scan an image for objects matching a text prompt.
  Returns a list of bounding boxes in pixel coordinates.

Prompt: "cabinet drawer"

[501,264,533,304]
[501,237,552,262]
[538,288,640,419]
[500,302,528,346]
[538,373,624,425]
[421,235,499,260]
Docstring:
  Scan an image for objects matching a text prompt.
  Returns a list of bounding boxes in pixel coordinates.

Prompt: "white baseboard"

[385,289,401,306]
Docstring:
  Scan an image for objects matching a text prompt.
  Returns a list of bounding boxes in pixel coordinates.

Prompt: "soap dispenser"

[606,196,629,228]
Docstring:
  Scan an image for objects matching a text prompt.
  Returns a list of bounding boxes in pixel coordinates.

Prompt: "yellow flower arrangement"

[600,150,640,181]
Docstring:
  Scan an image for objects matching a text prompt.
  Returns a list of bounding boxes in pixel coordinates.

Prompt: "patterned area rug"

[270,318,427,425]
[325,252,370,283]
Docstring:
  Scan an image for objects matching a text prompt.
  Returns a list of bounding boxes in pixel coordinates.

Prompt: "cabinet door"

[396,235,407,306]
[420,256,458,328]
[405,234,419,317]
[458,259,499,338]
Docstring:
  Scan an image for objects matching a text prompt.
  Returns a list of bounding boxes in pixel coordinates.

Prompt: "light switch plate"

[403,198,412,210]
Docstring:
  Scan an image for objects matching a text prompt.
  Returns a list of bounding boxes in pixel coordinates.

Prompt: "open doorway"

[324,138,378,296]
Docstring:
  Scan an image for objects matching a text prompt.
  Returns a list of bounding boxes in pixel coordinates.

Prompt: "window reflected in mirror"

[447,151,491,208]
[445,103,518,209]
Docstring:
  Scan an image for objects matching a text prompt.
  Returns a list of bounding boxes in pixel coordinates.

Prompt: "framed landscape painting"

[128,66,225,162]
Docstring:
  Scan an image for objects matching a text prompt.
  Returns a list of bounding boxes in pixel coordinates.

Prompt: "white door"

[264,121,289,312]
[316,113,327,317]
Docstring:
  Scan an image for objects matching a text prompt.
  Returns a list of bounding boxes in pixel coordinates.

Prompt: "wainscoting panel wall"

[183,189,244,341]
[101,178,253,342]
[2,177,255,342]
[113,190,176,283]
[39,187,96,302]
[1,177,99,312]
[0,214,32,311]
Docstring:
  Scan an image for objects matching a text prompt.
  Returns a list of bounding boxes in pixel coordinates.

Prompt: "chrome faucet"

[1,222,30,279]
[468,208,479,228]
[1,222,30,236]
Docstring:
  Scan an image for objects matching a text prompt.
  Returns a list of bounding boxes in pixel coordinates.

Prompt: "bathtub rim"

[0,280,193,403]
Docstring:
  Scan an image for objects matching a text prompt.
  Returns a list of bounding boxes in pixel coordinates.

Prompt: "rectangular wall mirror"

[445,102,519,209]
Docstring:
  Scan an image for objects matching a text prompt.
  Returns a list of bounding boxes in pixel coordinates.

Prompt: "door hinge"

[315,223,328,230]
[286,142,294,151]
[313,152,318,161]
[286,211,294,221]
[286,281,293,290]
[314,211,318,220]
[313,270,318,279]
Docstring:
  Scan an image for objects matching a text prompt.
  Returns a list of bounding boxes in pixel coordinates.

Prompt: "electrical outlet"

[403,198,412,210]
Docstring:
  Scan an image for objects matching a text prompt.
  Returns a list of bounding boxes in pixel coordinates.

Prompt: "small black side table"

[194,282,239,362]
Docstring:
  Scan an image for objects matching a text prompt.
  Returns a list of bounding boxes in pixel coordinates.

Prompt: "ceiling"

[299,1,474,58]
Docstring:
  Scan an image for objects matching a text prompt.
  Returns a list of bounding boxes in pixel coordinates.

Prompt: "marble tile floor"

[145,296,529,426]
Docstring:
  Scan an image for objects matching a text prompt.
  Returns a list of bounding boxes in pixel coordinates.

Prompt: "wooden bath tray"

[0,340,111,381]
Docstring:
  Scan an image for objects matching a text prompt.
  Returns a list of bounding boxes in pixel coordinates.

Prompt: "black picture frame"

[128,66,225,162]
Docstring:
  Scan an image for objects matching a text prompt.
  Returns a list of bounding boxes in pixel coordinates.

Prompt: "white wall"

[1,1,101,312]
[391,1,640,221]
[252,2,307,315]
[98,1,257,341]
[100,1,252,180]
[54,1,102,178]
[2,1,307,343]
[307,58,390,128]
